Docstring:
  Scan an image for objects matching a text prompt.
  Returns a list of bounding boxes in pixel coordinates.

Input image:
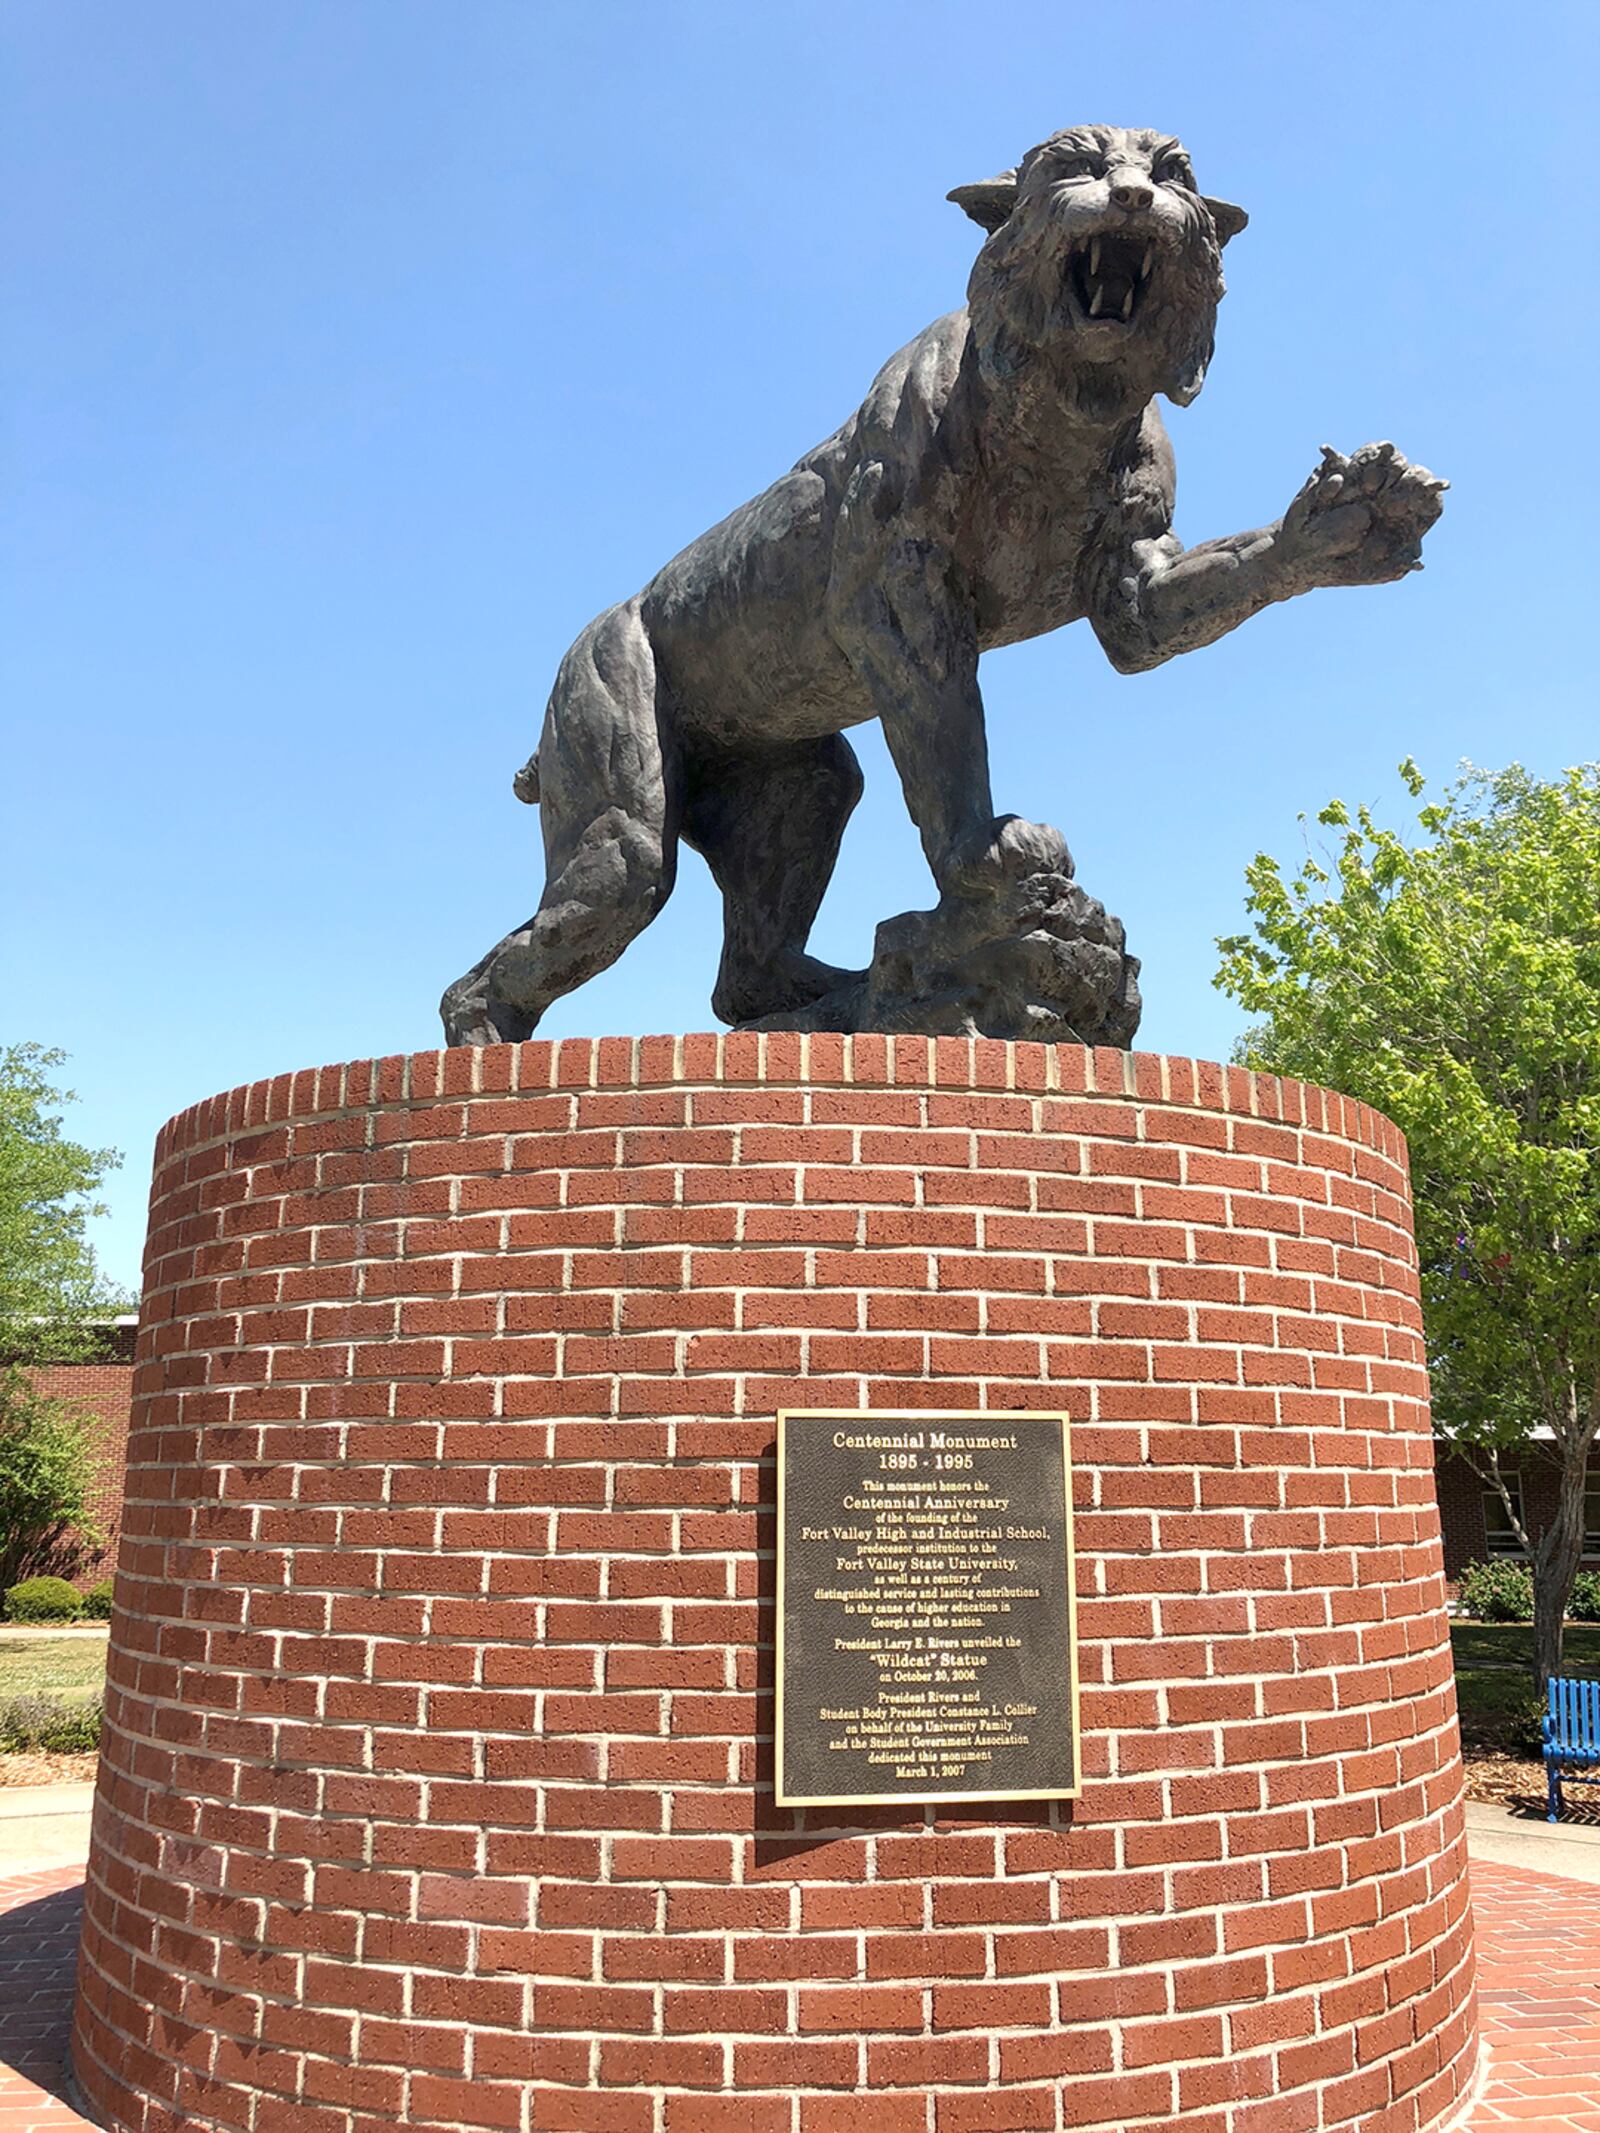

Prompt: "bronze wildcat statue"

[442,124,1444,1046]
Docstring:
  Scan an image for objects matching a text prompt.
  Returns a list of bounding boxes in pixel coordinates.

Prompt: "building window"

[1479,1468,1600,1558]
[1482,1476,1526,1558]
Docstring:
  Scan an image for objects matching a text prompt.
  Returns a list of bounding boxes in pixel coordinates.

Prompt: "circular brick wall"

[72,1035,1478,2133]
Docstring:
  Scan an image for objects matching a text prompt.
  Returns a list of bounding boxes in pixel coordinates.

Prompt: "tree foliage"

[1216,763,1600,1684]
[0,1367,105,1587]
[0,1043,125,1361]
[0,1045,123,1586]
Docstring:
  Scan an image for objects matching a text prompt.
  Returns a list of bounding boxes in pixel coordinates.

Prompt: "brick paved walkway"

[1467,1859,1600,2130]
[2,1859,1597,2131]
[0,1866,91,2133]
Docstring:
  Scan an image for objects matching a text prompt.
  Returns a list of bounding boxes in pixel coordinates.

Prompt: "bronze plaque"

[775,1409,1079,1807]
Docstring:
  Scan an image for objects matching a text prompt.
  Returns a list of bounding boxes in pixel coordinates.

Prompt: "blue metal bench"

[1544,1676,1600,1822]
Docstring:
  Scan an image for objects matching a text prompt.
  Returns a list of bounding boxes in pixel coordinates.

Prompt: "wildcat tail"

[512,753,541,805]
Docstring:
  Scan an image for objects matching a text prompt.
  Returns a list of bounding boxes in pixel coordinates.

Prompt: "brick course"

[71,1035,1477,2133]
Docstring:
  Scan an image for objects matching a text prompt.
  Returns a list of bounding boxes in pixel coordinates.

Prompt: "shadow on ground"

[0,1882,84,2103]
[1502,1792,1600,1826]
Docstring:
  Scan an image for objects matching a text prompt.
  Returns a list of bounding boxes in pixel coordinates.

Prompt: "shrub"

[82,1578,115,1620]
[0,1367,104,1587]
[0,1691,101,1753]
[1457,1559,1535,1623]
[3,1574,84,1623]
[1505,1694,1549,1759]
[1567,1570,1600,1623]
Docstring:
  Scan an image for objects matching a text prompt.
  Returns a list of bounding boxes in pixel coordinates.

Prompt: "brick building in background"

[1434,1442,1600,1577]
[25,1315,137,1581]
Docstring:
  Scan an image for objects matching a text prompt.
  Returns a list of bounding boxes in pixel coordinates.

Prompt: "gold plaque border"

[774,1408,1081,1810]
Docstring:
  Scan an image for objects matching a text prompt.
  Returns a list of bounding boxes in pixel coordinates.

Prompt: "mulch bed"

[1461,1747,1544,1804]
[0,1752,98,1788]
[1461,1744,1600,1825]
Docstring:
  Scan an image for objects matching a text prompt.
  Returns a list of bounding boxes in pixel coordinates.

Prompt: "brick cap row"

[152,1034,1406,1172]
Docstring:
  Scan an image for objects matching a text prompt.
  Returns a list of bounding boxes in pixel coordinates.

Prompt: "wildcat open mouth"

[1066,233,1157,324]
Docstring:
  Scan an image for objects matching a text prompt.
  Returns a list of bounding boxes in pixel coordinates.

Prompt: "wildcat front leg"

[829,533,1069,897]
[1090,441,1447,674]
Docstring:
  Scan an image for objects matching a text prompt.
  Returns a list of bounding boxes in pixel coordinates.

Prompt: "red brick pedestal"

[71,1036,1478,2133]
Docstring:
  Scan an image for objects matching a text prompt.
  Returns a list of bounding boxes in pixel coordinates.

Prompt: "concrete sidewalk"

[0,1785,95,1872]
[1465,1798,1600,1885]
[0,1627,108,1643]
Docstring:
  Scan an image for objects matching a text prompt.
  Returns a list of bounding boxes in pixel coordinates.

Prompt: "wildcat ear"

[1203,196,1248,245]
[947,169,1019,233]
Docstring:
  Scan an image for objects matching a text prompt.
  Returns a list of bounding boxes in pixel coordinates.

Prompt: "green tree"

[0,1045,125,1583]
[0,1375,103,1586]
[0,1043,125,1360]
[1216,763,1600,1692]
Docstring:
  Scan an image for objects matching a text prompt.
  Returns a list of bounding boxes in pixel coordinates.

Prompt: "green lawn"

[1450,1621,1600,1747]
[0,1632,108,1707]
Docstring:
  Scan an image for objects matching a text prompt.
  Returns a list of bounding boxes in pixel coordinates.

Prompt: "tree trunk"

[1532,1443,1590,1692]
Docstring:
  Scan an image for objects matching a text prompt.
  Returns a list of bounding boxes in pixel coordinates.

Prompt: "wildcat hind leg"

[682,733,864,1027]
[441,600,679,1045]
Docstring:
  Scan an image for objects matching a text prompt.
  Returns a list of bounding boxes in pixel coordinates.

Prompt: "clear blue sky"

[3,0,1595,1294]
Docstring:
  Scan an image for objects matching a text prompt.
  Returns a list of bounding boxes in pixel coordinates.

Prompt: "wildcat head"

[950,125,1247,417]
